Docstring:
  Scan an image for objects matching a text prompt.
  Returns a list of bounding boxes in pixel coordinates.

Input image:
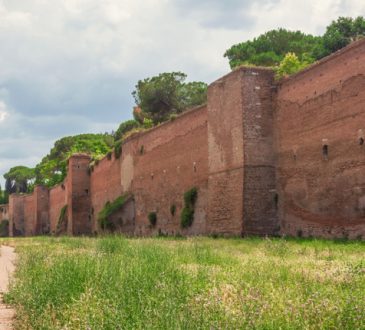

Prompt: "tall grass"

[3,236,365,329]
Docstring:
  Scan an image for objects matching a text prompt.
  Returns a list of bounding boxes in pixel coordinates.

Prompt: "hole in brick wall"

[359,137,364,145]
[91,207,94,215]
[322,145,329,159]
[85,189,89,195]
[193,162,197,172]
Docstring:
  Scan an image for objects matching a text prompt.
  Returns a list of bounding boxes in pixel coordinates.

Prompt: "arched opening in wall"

[322,145,329,159]
[359,137,364,146]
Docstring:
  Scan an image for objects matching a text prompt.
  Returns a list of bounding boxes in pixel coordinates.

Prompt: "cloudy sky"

[0,0,364,186]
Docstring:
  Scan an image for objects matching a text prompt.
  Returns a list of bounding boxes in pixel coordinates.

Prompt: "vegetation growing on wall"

[170,204,176,216]
[0,219,9,237]
[148,212,157,226]
[98,193,132,230]
[225,16,365,77]
[56,205,68,235]
[181,187,198,228]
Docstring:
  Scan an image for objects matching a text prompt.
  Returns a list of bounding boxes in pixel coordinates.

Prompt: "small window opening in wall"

[85,189,89,195]
[322,145,329,159]
[359,137,364,145]
[193,162,197,172]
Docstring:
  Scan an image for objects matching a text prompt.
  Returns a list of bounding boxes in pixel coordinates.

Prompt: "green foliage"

[224,28,322,69]
[34,134,113,187]
[3,166,36,194]
[224,16,365,75]
[0,185,9,204]
[183,187,198,207]
[181,187,198,228]
[132,72,207,124]
[114,120,140,141]
[143,118,154,129]
[98,194,131,230]
[0,220,9,237]
[275,52,308,79]
[56,205,68,234]
[170,204,176,216]
[114,140,122,159]
[148,212,157,226]
[323,16,365,54]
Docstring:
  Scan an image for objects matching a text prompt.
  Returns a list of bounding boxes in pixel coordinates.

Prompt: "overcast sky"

[0,0,364,186]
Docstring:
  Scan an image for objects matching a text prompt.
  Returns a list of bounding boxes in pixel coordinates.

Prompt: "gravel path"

[0,246,16,330]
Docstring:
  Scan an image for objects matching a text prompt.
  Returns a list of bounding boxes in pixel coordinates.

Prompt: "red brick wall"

[90,153,122,232]
[207,67,278,236]
[121,105,208,236]
[24,194,35,236]
[67,154,92,235]
[49,183,67,234]
[9,194,25,236]
[276,39,365,239]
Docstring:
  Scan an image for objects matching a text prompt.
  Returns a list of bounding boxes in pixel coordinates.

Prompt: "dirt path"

[0,246,16,330]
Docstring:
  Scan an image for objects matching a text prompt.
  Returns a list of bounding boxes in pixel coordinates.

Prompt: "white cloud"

[0,0,364,186]
[0,101,8,122]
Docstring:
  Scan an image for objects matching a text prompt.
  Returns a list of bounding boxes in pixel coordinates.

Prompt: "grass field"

[1,236,365,329]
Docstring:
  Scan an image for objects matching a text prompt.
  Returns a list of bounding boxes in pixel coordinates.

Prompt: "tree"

[224,28,323,69]
[114,120,140,141]
[275,52,307,79]
[0,185,8,204]
[34,134,114,187]
[3,166,36,194]
[322,16,365,55]
[132,72,207,124]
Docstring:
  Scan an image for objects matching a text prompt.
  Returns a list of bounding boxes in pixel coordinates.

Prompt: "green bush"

[98,194,131,230]
[183,187,198,207]
[56,205,68,234]
[170,204,176,216]
[0,220,9,237]
[180,207,194,228]
[181,187,198,228]
[148,212,157,226]
[114,140,122,159]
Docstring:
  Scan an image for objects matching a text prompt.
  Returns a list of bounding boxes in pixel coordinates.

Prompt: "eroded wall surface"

[49,183,67,234]
[276,39,365,239]
[90,153,122,233]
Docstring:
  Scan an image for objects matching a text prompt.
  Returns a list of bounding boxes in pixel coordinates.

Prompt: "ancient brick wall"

[121,105,209,236]
[90,153,123,233]
[207,67,278,236]
[66,154,92,235]
[9,194,25,236]
[23,194,35,236]
[276,39,365,239]
[49,183,67,234]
